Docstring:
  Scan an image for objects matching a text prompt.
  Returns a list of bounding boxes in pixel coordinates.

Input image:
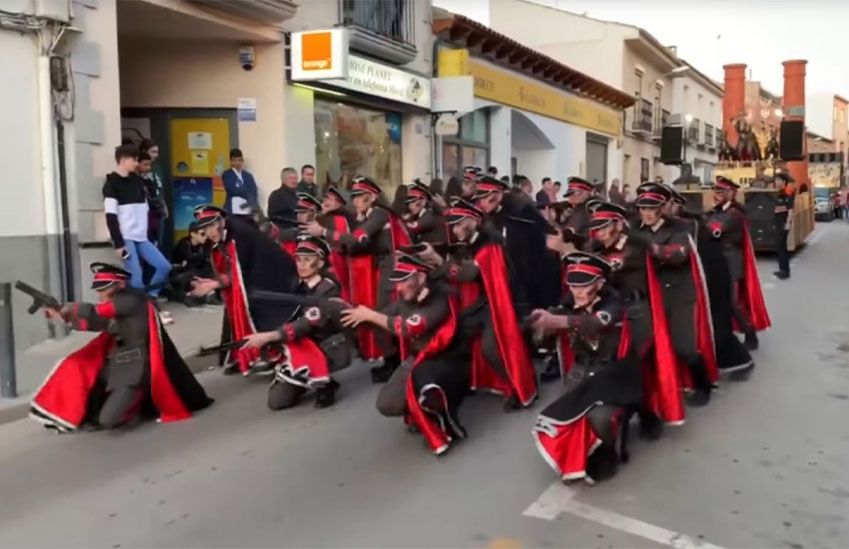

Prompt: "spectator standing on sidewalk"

[296,164,319,196]
[222,148,259,222]
[268,167,299,222]
[139,138,168,246]
[103,144,172,298]
[773,173,795,280]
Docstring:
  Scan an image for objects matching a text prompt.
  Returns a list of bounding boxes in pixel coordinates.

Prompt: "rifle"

[197,339,247,357]
[249,290,350,309]
[15,281,62,314]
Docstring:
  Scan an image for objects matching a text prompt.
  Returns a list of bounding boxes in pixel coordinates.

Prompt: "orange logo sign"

[302,32,332,71]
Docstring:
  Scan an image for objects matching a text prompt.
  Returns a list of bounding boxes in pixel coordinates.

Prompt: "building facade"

[285,0,435,196]
[431,10,632,189]
[441,0,721,186]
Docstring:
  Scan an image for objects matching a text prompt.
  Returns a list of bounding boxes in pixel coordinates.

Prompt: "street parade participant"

[561,176,594,242]
[529,252,641,484]
[706,176,771,350]
[317,185,355,301]
[583,201,684,431]
[31,263,213,432]
[243,237,353,410]
[189,205,299,375]
[633,183,717,406]
[419,198,537,410]
[340,252,465,456]
[404,180,447,245]
[474,175,561,316]
[773,173,795,280]
[461,166,480,200]
[664,186,755,379]
[303,176,411,381]
[262,192,322,258]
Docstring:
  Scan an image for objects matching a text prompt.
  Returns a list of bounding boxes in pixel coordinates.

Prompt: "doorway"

[586,133,609,185]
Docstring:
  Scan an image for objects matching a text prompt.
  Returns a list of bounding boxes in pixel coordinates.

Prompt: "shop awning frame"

[433,10,635,110]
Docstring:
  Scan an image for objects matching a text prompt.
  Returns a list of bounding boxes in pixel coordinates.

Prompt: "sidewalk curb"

[0,343,217,428]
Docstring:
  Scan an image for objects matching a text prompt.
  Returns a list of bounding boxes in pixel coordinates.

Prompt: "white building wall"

[488,104,512,176]
[808,93,835,140]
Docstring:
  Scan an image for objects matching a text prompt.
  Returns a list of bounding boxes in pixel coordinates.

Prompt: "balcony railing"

[341,0,415,44]
[653,109,669,137]
[704,124,715,148]
[631,98,653,133]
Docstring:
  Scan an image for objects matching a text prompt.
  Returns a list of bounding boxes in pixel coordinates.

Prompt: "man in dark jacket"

[268,166,300,222]
[222,148,259,221]
[296,164,319,196]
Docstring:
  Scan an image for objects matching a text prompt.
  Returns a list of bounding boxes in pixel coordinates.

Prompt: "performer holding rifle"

[22,264,212,432]
[340,252,465,455]
[416,198,537,410]
[318,186,356,301]
[240,237,354,410]
[530,252,641,484]
[189,204,299,375]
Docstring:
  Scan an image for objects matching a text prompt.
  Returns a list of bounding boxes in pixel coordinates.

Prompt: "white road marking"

[524,482,725,549]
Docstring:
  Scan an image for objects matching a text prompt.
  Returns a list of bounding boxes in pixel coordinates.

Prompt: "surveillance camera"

[239,45,255,72]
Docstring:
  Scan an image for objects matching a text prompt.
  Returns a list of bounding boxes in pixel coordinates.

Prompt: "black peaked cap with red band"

[463,166,481,180]
[193,204,226,228]
[389,251,432,282]
[90,262,131,291]
[565,176,593,196]
[325,185,348,205]
[445,197,484,225]
[474,175,510,198]
[587,200,628,230]
[406,181,433,203]
[563,251,612,287]
[635,182,672,208]
[349,176,382,197]
[715,175,740,191]
[295,236,330,259]
[295,192,322,213]
[665,184,687,205]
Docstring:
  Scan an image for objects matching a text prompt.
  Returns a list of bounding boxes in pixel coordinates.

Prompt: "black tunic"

[406,207,447,245]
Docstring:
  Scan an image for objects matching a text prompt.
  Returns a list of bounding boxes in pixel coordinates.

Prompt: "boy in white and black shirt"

[103,144,171,297]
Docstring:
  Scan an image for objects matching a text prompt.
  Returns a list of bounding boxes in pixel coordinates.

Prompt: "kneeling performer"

[530,253,641,484]
[31,263,213,431]
[341,253,464,455]
[244,237,353,410]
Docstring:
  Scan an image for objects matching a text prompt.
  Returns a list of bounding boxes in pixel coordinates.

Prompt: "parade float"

[679,61,814,251]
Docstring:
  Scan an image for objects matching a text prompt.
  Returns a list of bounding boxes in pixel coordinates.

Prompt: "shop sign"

[291,29,349,81]
[326,55,431,109]
[432,76,475,113]
[438,49,621,136]
[434,114,460,136]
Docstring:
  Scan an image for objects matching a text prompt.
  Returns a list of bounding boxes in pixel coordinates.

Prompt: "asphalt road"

[2,221,849,549]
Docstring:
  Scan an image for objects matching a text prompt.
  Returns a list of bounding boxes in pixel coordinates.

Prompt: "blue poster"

[173,177,213,237]
[385,112,402,144]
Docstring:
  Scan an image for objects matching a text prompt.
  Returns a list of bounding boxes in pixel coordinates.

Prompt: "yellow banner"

[438,49,621,136]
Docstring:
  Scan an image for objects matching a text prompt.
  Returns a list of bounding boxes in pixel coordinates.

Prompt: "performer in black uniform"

[244,237,353,410]
[474,175,560,316]
[665,186,756,380]
[561,176,594,243]
[530,252,642,484]
[633,183,717,406]
[587,201,684,431]
[404,180,447,245]
[773,173,795,280]
[341,252,465,455]
[461,166,480,200]
[420,198,537,410]
[706,176,771,350]
[32,263,212,431]
[189,205,299,375]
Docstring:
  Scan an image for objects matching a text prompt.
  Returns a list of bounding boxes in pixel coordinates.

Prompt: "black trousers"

[99,387,144,429]
[730,279,755,335]
[775,227,790,274]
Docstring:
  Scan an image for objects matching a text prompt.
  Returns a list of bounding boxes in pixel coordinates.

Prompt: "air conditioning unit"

[35,0,72,23]
[667,113,684,126]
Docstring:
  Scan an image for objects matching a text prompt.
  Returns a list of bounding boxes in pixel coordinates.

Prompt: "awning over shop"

[432,10,634,111]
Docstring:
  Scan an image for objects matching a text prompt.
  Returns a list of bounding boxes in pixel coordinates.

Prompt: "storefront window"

[314,98,403,193]
[442,109,490,180]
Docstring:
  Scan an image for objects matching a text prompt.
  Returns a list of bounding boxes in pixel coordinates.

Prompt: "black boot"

[638,411,663,440]
[729,362,756,381]
[540,355,561,383]
[370,355,399,383]
[685,357,712,407]
[503,394,522,412]
[686,388,711,407]
[744,331,759,351]
[314,380,339,409]
[586,444,619,483]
